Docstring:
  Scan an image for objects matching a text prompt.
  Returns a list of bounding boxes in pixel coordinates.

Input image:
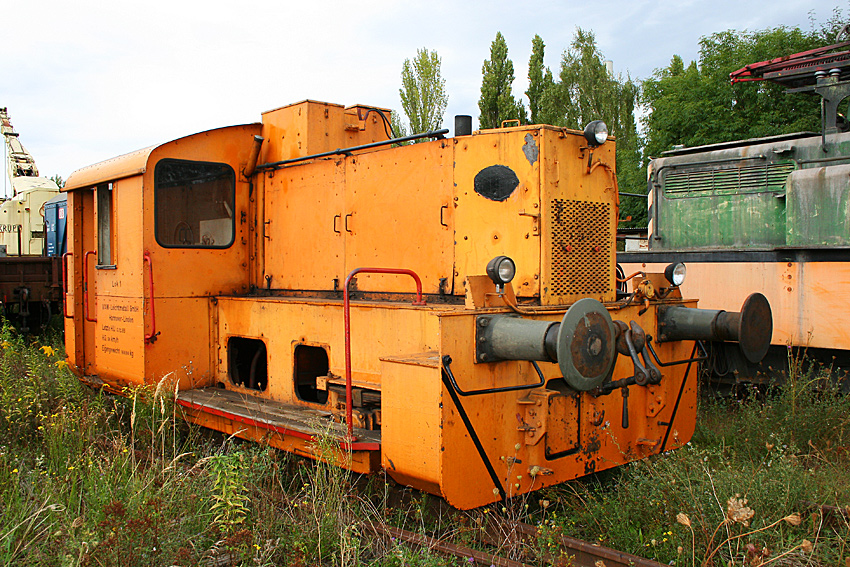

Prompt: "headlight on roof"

[583,120,609,147]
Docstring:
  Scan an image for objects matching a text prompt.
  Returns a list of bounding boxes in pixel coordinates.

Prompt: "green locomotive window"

[154,159,235,248]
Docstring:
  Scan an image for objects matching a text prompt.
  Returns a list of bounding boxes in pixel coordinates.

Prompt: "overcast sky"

[1,0,844,193]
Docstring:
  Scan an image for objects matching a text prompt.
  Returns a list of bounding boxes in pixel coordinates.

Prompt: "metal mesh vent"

[548,199,612,299]
[664,162,794,197]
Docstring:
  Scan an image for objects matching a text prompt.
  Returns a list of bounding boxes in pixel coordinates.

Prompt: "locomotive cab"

[63,100,770,509]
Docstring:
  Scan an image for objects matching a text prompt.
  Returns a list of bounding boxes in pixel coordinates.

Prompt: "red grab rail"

[343,267,425,442]
[62,252,73,319]
[143,252,157,343]
[83,251,97,322]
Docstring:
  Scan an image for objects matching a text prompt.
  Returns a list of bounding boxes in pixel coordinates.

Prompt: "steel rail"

[371,523,533,567]
[372,520,666,567]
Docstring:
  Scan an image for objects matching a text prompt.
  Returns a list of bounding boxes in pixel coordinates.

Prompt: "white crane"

[0,107,60,254]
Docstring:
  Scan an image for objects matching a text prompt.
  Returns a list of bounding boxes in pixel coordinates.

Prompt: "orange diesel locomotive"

[62,101,770,509]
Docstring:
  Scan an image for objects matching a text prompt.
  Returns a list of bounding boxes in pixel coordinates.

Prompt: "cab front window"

[154,159,235,248]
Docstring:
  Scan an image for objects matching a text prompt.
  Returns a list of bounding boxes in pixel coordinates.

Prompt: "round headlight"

[664,262,686,286]
[486,256,516,286]
[583,120,609,146]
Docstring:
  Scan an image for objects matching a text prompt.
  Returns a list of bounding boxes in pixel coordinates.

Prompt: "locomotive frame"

[62,100,768,509]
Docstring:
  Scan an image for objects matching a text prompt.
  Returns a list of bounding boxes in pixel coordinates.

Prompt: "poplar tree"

[399,48,448,135]
[525,34,554,125]
[478,32,525,129]
[540,28,643,225]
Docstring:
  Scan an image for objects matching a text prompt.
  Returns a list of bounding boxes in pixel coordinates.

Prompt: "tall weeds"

[4,318,847,566]
[540,361,850,566]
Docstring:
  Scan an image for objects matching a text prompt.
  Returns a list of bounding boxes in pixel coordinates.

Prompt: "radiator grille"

[664,162,794,197]
[547,199,613,302]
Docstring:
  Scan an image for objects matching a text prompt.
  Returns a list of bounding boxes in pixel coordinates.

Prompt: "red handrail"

[83,251,97,322]
[343,267,425,441]
[143,252,157,343]
[62,252,73,319]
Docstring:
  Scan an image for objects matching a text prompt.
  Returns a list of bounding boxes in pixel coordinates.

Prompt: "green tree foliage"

[479,32,526,129]
[641,22,845,159]
[526,34,554,125]
[399,48,448,135]
[390,110,408,140]
[537,29,643,225]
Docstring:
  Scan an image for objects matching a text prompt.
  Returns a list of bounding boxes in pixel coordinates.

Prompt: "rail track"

[372,519,665,567]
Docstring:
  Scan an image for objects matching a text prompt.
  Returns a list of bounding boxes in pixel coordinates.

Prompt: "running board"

[176,388,381,473]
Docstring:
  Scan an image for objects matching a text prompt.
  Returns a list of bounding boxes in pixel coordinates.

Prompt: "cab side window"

[154,159,235,248]
[97,183,114,266]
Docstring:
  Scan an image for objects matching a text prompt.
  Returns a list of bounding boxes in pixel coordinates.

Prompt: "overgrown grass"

[0,322,457,566]
[540,355,850,566]
[1,323,848,566]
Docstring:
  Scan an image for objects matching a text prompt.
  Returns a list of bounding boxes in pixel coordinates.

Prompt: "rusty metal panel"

[787,165,850,246]
[452,129,541,298]
[436,306,697,510]
[663,162,793,196]
[0,256,61,302]
[620,258,850,351]
[546,393,580,457]
[650,145,795,250]
[263,158,345,291]
[540,129,617,304]
[344,141,453,295]
[547,199,613,298]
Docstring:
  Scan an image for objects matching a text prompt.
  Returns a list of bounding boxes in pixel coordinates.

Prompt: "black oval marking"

[474,165,519,202]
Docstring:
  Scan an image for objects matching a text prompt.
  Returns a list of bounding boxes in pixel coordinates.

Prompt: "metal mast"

[1,107,40,195]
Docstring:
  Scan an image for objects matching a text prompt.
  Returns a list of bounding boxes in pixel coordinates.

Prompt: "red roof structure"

[730,41,850,88]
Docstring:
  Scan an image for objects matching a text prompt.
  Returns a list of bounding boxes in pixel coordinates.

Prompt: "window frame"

[96,182,116,268]
[153,158,237,250]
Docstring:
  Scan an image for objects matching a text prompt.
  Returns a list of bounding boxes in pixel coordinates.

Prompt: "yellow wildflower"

[40,345,56,357]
